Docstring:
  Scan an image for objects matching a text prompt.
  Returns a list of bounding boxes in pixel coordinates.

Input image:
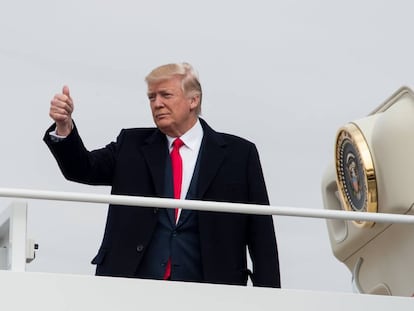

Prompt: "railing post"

[0,201,29,271]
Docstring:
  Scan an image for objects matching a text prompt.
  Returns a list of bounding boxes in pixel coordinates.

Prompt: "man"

[44,62,280,287]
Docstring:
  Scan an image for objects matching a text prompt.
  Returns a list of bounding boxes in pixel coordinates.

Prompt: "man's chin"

[155,120,172,134]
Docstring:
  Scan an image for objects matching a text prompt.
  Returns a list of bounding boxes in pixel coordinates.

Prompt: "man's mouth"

[156,113,169,119]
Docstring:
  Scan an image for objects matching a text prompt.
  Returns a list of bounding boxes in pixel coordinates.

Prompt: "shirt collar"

[166,119,203,150]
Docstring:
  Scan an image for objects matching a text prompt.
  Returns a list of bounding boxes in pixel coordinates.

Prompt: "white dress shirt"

[166,119,204,222]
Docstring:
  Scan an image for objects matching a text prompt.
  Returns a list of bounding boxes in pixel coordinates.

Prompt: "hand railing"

[0,187,413,224]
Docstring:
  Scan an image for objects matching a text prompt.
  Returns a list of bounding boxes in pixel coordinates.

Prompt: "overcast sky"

[1,0,414,293]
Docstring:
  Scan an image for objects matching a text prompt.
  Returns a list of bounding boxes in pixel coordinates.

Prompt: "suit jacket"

[44,118,280,287]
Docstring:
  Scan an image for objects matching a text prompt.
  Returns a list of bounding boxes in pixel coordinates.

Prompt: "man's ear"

[190,95,200,110]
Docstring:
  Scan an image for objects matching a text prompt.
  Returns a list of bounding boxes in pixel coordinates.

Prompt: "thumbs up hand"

[49,85,74,136]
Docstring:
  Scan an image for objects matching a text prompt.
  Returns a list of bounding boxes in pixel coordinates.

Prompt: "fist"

[50,86,74,136]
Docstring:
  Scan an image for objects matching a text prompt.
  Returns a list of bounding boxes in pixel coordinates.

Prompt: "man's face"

[147,76,198,137]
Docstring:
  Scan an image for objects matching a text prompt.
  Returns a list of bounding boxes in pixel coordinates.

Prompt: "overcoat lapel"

[140,120,226,225]
[196,119,227,199]
[141,130,170,197]
[141,130,176,226]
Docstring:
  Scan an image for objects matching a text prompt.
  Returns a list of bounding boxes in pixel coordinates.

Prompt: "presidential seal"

[335,123,378,227]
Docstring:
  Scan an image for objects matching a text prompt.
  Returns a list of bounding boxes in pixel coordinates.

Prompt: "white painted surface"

[0,271,413,311]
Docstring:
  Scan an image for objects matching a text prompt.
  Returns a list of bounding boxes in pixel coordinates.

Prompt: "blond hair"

[145,62,202,114]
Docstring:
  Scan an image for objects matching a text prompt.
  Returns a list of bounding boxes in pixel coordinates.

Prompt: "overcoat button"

[136,245,144,252]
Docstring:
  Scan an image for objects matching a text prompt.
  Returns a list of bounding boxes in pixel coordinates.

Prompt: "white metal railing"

[0,187,413,224]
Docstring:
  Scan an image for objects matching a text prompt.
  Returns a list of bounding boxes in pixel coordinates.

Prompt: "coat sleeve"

[246,144,281,288]
[43,122,119,186]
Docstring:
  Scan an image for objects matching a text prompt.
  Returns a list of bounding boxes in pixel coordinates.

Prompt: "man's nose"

[153,95,164,107]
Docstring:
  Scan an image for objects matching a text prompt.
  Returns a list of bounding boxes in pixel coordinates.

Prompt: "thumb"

[62,85,71,98]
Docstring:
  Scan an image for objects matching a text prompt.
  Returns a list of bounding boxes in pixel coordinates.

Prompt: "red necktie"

[163,137,184,280]
[171,138,184,218]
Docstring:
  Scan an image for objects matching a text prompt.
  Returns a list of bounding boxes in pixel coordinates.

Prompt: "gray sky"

[1,0,414,292]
